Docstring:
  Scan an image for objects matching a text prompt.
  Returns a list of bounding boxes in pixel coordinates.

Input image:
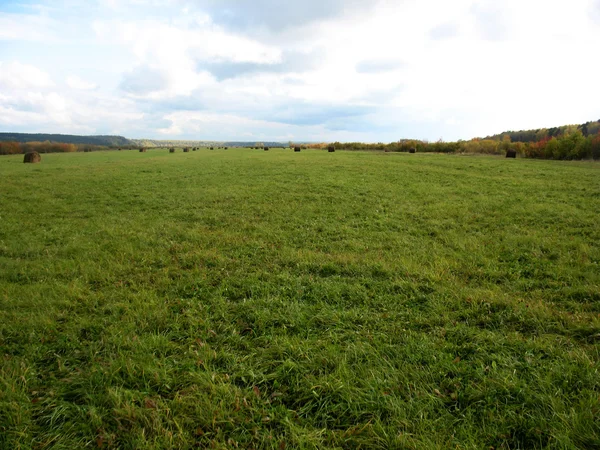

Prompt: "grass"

[0,148,599,449]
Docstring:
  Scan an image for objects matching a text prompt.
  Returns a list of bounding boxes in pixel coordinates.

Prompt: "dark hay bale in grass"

[23,152,41,163]
[264,147,269,151]
[409,148,416,154]
[139,148,147,153]
[210,147,214,150]
[169,148,175,153]
[328,145,335,153]
[294,146,301,152]
[506,150,517,158]
[183,148,190,152]
[224,147,228,150]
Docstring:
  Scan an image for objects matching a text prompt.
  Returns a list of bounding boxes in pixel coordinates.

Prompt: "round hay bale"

[294,146,301,152]
[264,147,269,151]
[210,147,214,150]
[409,148,416,154]
[224,147,228,150]
[328,145,335,153]
[23,151,41,164]
[506,150,517,158]
[184,148,190,152]
[169,148,175,153]
[139,148,147,153]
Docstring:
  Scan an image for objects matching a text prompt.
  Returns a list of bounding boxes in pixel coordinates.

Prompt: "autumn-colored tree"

[499,135,512,154]
[0,141,22,155]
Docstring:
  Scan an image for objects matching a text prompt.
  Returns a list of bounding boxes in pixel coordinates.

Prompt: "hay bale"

[224,147,228,150]
[328,145,335,153]
[169,148,175,153]
[409,148,416,154]
[294,146,301,152]
[23,152,41,164]
[264,147,269,151]
[210,147,214,150]
[139,148,147,153]
[506,150,517,158]
[184,148,190,152]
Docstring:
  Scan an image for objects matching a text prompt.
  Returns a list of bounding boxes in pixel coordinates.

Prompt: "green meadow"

[1,148,599,449]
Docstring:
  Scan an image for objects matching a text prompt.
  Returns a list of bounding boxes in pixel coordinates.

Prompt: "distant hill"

[485,120,600,143]
[0,133,133,147]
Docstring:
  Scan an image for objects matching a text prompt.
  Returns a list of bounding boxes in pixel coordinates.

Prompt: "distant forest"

[1,120,600,159]
[0,133,133,147]
[485,120,600,143]
[316,119,600,160]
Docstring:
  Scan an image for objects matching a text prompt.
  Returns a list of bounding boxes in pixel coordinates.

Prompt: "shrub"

[0,141,21,155]
[22,141,77,153]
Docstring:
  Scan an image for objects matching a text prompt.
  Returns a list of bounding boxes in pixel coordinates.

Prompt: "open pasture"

[1,148,599,449]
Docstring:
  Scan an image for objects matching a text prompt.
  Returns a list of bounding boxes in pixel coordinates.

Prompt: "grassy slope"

[0,149,599,449]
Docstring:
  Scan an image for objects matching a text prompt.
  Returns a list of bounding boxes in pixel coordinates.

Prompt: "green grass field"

[1,148,599,449]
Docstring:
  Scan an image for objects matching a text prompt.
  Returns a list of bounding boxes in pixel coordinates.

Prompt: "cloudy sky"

[1,0,599,142]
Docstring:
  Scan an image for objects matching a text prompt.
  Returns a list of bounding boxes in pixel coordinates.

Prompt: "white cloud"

[0,13,59,42]
[157,110,372,141]
[67,76,98,90]
[93,17,281,99]
[0,61,54,89]
[0,59,143,134]
[0,91,71,128]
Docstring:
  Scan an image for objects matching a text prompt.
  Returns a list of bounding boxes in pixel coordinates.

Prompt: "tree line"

[485,120,600,143]
[0,133,132,147]
[0,141,139,155]
[2,120,600,159]
[295,124,600,160]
